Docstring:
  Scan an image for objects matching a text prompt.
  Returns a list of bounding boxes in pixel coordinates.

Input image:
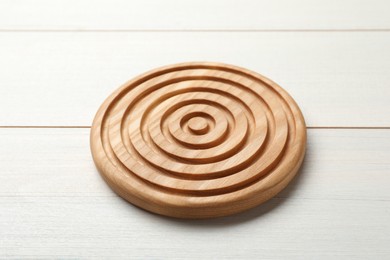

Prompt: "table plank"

[0,0,389,30]
[0,128,389,258]
[0,32,389,127]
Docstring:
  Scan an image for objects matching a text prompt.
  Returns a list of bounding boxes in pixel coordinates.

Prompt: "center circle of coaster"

[90,62,307,219]
[165,103,231,152]
[187,116,210,135]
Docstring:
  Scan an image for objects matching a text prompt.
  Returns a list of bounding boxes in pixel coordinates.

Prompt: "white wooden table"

[1,1,390,259]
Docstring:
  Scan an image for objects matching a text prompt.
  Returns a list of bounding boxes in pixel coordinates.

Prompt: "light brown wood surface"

[90,62,306,218]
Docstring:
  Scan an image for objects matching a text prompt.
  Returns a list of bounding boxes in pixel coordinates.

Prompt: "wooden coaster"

[90,62,306,218]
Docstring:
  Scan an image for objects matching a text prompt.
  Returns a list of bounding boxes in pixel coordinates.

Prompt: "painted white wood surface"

[0,32,389,127]
[1,128,389,259]
[1,0,390,258]
[0,0,389,30]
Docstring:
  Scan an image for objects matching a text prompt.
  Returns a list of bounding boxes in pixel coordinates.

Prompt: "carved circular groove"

[90,62,307,218]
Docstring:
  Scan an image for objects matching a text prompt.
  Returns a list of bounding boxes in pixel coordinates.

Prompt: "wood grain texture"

[90,62,307,218]
[1,128,389,258]
[0,32,389,127]
[0,0,389,30]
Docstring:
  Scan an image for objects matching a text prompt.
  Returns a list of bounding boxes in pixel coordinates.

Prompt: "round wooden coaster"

[90,62,306,218]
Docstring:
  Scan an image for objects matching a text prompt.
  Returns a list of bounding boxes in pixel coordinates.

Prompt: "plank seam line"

[0,195,389,202]
[0,29,390,33]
